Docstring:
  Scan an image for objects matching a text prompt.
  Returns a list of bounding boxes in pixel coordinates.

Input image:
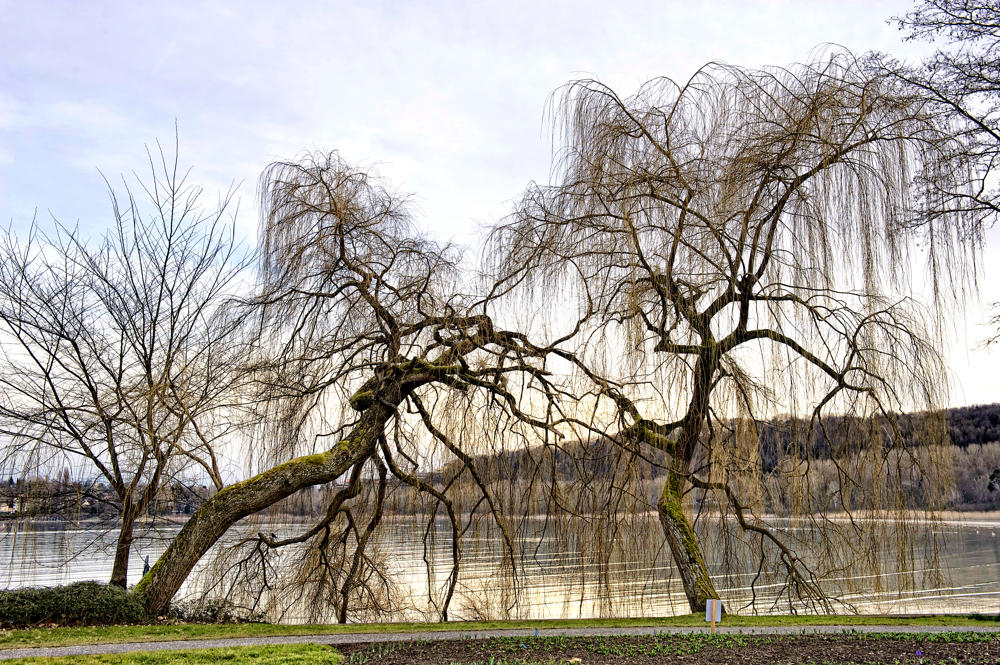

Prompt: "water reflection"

[2,515,999,621]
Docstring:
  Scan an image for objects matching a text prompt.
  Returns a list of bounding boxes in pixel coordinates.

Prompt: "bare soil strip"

[338,631,1000,665]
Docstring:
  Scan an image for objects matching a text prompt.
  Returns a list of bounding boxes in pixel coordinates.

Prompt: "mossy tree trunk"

[657,465,721,614]
[133,394,401,616]
[656,350,723,614]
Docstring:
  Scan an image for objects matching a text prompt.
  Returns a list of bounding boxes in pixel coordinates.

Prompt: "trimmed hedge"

[0,581,147,627]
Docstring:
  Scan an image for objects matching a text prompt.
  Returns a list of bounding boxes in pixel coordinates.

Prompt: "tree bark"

[109,507,136,588]
[657,466,722,614]
[133,398,398,616]
[656,349,723,614]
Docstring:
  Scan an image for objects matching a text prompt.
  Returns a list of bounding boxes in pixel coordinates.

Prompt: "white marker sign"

[705,599,722,623]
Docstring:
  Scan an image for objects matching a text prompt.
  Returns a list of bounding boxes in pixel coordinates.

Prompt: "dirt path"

[339,631,1000,665]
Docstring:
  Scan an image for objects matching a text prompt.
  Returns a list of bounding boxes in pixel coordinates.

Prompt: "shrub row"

[0,581,146,627]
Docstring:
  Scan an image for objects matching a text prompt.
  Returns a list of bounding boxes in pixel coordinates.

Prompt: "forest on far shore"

[942,404,1000,449]
[922,403,1000,510]
[5,403,1000,520]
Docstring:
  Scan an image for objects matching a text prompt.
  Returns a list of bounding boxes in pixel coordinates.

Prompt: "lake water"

[3,514,1000,621]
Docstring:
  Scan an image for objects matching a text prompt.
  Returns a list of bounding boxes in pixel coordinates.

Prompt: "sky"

[1,0,999,408]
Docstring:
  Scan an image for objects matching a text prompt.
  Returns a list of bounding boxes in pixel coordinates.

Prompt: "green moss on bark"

[658,470,721,613]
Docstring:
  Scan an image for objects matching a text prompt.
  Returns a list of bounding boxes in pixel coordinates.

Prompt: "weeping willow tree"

[487,52,979,614]
[133,151,596,620]
[134,53,983,620]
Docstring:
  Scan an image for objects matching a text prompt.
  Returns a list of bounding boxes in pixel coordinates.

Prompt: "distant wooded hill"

[942,403,1000,447]
[754,403,1000,472]
[434,403,1000,512]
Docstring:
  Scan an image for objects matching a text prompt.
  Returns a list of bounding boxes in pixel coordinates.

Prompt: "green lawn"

[6,643,341,664]
[1,614,997,650]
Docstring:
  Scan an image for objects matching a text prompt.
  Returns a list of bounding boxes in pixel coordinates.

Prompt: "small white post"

[705,599,721,633]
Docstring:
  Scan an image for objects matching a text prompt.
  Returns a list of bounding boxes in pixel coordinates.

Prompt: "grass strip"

[4,643,342,664]
[1,614,997,649]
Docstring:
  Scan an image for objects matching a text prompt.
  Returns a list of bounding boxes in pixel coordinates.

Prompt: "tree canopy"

[0,148,248,587]
[489,52,972,612]
[1,50,986,621]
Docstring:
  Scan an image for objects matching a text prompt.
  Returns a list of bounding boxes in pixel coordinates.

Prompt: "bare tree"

[0,146,248,587]
[134,152,572,619]
[883,0,1000,340]
[488,52,974,613]
[889,0,1000,220]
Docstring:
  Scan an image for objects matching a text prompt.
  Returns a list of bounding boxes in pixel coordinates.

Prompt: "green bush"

[970,612,1000,622]
[165,597,267,624]
[0,581,147,627]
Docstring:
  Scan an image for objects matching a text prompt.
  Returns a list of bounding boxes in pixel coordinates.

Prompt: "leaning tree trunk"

[132,397,399,616]
[657,464,721,614]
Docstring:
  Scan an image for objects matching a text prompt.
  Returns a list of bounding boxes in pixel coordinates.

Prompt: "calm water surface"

[3,515,1000,621]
